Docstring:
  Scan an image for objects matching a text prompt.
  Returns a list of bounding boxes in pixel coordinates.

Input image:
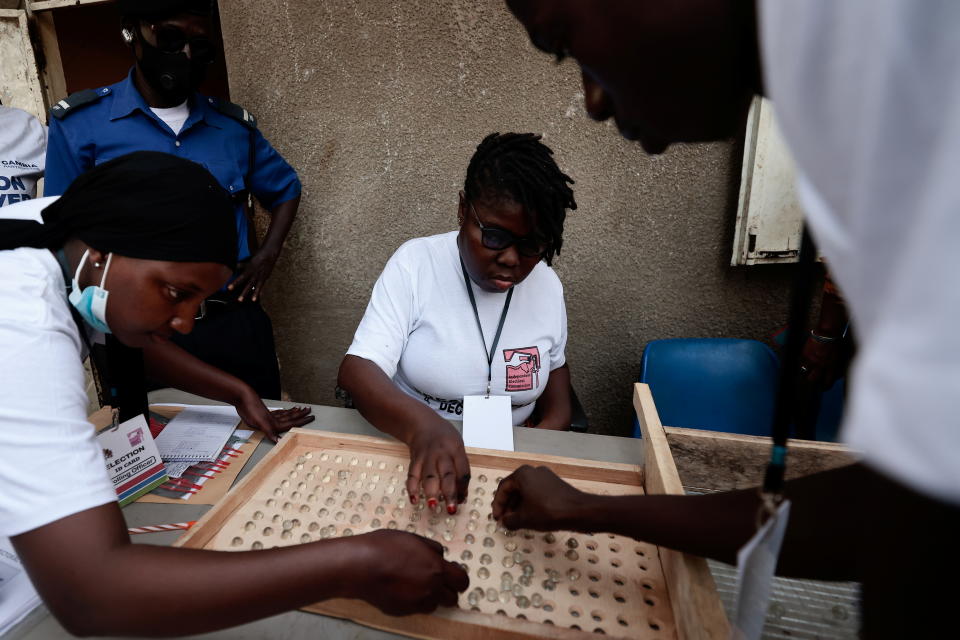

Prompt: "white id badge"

[731,499,792,640]
[96,414,168,506]
[462,395,514,451]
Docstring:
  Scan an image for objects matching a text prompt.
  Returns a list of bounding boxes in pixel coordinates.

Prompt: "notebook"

[153,407,239,462]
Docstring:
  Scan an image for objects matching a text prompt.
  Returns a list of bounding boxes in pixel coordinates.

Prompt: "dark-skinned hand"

[350,530,469,616]
[405,420,470,514]
[799,335,844,391]
[234,390,314,442]
[227,247,279,303]
[492,465,588,531]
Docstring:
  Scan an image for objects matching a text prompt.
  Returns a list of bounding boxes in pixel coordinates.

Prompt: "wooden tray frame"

[176,384,729,639]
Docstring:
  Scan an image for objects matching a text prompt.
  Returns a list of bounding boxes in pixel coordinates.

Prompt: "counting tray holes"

[610,557,622,568]
[649,620,662,631]
[613,574,626,587]
[587,553,599,564]
[634,546,646,557]
[585,540,598,551]
[588,588,600,599]
[608,543,621,553]
[569,587,580,597]
[613,592,627,604]
[542,601,556,613]
[617,615,629,627]
[644,596,657,607]
[590,610,604,623]
[588,571,601,582]
[569,606,582,619]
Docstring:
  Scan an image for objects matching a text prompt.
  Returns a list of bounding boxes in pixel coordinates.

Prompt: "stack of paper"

[0,538,41,636]
[154,407,239,462]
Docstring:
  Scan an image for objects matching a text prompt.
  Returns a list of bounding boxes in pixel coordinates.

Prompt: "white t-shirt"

[347,231,567,425]
[0,197,116,537]
[0,106,46,206]
[760,0,960,505]
[150,100,190,135]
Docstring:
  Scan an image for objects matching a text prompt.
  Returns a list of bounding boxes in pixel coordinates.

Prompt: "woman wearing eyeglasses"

[338,132,577,514]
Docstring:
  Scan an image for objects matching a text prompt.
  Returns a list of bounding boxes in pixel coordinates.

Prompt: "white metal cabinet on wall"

[731,97,805,266]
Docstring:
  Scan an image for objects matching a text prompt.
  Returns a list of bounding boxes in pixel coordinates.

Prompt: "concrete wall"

[218,1,794,436]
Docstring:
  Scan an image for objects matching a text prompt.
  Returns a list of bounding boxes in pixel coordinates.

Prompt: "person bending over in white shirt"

[339,132,577,515]
[494,1,960,637]
[2,151,466,636]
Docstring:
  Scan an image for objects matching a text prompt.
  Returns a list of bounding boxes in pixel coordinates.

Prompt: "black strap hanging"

[460,257,513,397]
[761,226,819,514]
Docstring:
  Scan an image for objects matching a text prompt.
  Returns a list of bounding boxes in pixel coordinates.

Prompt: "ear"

[457,190,466,226]
[87,248,108,269]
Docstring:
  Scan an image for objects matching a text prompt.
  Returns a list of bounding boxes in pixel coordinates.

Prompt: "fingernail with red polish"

[427,498,438,510]
[447,504,457,515]
[410,494,418,505]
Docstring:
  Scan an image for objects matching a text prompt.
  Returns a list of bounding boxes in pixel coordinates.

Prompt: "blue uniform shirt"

[45,69,301,261]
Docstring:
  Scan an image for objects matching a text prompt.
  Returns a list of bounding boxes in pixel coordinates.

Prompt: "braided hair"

[463,132,576,265]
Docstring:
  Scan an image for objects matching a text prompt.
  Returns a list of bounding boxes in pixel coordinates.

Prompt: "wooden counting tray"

[176,384,729,639]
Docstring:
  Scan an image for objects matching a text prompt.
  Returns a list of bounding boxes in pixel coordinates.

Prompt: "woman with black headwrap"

[1,152,467,635]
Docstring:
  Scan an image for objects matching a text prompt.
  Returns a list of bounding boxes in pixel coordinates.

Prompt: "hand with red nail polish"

[403,421,471,512]
[336,356,471,515]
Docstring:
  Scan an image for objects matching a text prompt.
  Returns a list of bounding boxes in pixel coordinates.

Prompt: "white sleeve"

[550,281,567,370]
[0,256,116,537]
[346,245,418,379]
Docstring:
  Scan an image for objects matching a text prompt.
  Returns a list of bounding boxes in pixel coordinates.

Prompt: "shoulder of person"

[529,260,564,294]
[48,86,113,121]
[204,96,258,130]
[0,105,41,126]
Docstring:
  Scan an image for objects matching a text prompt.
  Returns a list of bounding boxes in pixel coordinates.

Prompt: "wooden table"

[6,389,668,640]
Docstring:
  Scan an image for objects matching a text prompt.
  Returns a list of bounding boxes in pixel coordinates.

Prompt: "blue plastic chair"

[633,338,781,437]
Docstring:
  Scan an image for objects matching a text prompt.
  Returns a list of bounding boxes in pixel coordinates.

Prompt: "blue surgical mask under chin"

[68,250,114,334]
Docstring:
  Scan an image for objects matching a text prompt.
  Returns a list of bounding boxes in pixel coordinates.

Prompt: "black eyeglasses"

[470,202,548,258]
[150,25,215,64]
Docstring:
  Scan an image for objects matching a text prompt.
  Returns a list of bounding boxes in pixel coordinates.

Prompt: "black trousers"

[166,300,282,401]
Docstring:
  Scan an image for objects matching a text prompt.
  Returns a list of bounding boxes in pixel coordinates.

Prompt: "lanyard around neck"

[460,257,513,397]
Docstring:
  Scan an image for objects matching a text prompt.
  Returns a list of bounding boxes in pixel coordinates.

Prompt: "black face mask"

[138,35,209,104]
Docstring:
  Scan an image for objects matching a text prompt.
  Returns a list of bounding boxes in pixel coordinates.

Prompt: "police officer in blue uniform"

[45,0,300,401]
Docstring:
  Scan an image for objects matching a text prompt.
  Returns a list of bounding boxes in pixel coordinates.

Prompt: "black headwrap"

[117,0,213,19]
[0,151,237,269]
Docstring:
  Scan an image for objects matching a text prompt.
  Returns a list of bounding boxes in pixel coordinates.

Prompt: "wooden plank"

[664,426,857,492]
[634,383,730,640]
[28,0,112,12]
[32,8,66,114]
[0,8,46,119]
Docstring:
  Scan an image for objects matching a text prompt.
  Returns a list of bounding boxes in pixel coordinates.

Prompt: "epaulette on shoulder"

[210,98,257,129]
[50,87,110,120]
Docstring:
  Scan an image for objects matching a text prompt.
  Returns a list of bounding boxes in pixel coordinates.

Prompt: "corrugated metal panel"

[708,559,860,638]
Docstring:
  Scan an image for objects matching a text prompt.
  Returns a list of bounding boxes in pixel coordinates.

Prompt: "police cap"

[117,0,213,19]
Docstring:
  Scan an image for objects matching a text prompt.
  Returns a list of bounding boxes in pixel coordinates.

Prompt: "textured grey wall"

[218,1,793,435]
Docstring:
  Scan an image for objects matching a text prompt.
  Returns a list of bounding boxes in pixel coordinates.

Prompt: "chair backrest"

[634,338,780,437]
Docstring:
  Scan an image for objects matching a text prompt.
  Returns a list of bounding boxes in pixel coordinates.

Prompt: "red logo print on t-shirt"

[503,346,541,392]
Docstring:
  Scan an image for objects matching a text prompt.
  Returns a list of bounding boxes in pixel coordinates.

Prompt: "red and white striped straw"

[127,521,197,535]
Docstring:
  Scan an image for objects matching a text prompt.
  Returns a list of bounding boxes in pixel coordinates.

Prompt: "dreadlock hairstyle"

[463,132,576,265]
